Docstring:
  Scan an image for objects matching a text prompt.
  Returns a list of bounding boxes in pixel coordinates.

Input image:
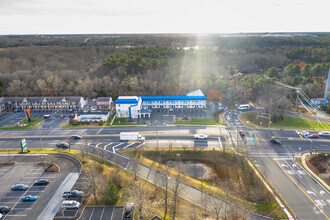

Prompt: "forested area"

[0,34,329,107]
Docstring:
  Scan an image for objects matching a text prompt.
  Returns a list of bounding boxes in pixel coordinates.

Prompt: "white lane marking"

[104,143,113,151]
[135,143,144,148]
[96,143,102,149]
[282,160,302,178]
[123,142,136,149]
[307,190,316,196]
[112,143,124,153]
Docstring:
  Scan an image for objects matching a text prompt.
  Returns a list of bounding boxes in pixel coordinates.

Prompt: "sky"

[0,0,329,34]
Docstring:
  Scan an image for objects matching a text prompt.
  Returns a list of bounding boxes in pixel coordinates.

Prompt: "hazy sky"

[0,0,329,34]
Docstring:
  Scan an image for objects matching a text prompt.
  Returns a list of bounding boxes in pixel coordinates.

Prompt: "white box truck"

[120,132,145,141]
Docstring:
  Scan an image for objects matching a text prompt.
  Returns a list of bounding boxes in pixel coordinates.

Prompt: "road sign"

[20,139,27,152]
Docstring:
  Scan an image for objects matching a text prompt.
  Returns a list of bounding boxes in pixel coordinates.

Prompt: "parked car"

[239,130,245,136]
[270,139,281,145]
[318,131,330,136]
[71,135,82,140]
[194,134,208,139]
[61,200,80,210]
[22,195,37,202]
[60,115,65,119]
[307,134,320,139]
[43,115,51,119]
[33,179,49,186]
[124,203,134,220]
[63,190,84,199]
[11,184,28,191]
[0,206,10,214]
[56,142,70,149]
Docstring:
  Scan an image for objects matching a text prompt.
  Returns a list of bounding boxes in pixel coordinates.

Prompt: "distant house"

[96,97,112,110]
[85,100,98,111]
[1,96,86,111]
[0,97,5,115]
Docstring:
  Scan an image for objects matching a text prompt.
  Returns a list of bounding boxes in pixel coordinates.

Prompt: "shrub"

[105,178,119,205]
[317,163,327,173]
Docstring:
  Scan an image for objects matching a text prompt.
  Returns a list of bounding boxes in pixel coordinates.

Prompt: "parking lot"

[144,108,213,125]
[0,110,74,128]
[79,206,125,220]
[0,154,80,220]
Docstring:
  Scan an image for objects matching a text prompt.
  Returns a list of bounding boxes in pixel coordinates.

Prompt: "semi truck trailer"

[120,132,145,141]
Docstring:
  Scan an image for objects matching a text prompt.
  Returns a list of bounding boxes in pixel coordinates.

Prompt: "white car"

[301,131,309,137]
[194,134,208,139]
[61,200,80,210]
[318,131,330,136]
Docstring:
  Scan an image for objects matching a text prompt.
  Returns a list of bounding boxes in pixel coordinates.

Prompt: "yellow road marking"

[274,160,329,220]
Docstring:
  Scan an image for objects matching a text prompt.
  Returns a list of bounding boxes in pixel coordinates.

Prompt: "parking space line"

[88,207,95,220]
[12,208,32,210]
[110,207,115,219]
[100,207,105,219]
[6,215,27,217]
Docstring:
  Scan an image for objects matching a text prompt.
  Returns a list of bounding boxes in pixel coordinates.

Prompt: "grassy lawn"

[112,118,145,125]
[0,118,43,130]
[62,115,145,128]
[120,148,287,219]
[240,111,330,130]
[0,148,212,219]
[172,117,221,126]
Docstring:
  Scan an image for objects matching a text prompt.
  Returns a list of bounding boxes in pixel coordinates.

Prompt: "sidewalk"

[300,153,330,192]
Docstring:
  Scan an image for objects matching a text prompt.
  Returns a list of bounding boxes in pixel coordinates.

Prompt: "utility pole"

[268,113,271,129]
[156,120,159,150]
[295,90,299,111]
[39,125,43,150]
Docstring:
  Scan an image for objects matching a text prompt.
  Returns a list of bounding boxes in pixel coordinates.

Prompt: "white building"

[141,90,206,109]
[115,96,150,119]
[115,90,206,119]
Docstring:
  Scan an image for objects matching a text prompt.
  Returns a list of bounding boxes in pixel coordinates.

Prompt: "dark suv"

[270,139,281,145]
[0,206,11,214]
[56,142,70,149]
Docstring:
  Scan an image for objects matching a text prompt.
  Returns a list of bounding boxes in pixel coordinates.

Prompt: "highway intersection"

[0,109,329,219]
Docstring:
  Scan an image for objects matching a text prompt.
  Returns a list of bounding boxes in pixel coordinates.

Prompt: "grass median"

[172,117,222,126]
[0,118,43,130]
[120,147,287,219]
[240,111,330,130]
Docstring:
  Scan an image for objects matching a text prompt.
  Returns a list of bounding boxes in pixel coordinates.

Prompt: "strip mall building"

[115,90,206,119]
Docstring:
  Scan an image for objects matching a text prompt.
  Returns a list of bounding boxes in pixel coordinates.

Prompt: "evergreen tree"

[105,178,119,205]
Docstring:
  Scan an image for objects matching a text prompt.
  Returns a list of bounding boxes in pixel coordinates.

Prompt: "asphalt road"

[0,109,329,219]
[224,110,330,220]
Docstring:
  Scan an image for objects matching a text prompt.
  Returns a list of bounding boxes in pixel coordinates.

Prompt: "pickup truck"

[63,190,84,199]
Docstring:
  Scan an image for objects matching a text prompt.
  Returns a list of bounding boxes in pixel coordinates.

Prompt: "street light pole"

[39,126,43,150]
[156,120,159,150]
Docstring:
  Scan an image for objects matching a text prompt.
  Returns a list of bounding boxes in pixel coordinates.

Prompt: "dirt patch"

[0,162,16,166]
